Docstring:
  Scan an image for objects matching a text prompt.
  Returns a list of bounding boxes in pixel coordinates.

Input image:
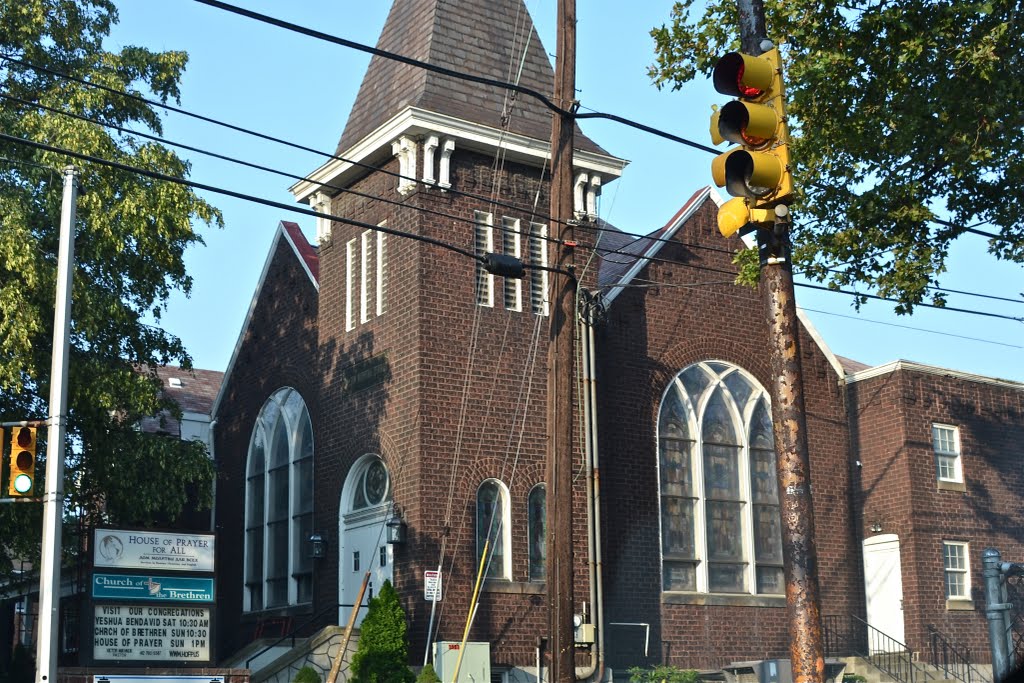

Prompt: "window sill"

[482,580,546,595]
[946,599,975,611]
[662,592,786,608]
[937,480,966,492]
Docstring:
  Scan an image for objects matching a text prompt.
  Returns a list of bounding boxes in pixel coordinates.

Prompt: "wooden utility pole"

[547,0,577,681]
[732,4,826,681]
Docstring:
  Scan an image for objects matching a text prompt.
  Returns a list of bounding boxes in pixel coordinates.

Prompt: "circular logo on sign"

[98,535,124,562]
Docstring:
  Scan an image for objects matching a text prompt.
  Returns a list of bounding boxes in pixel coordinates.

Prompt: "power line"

[0,54,571,231]
[0,132,487,265]
[799,306,1023,349]
[0,91,566,248]
[189,0,719,155]
[795,281,1023,323]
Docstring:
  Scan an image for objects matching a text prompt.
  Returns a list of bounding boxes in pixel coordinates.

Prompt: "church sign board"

[87,528,217,666]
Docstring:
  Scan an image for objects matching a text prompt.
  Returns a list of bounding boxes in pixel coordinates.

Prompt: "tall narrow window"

[476,479,510,579]
[361,230,373,323]
[528,484,546,581]
[376,229,388,316]
[529,222,549,316]
[503,217,522,311]
[943,541,970,600]
[345,239,356,331]
[658,362,782,595]
[475,211,494,307]
[933,424,962,483]
[244,388,314,611]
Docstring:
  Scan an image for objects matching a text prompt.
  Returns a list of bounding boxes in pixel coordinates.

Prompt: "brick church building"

[207,0,1024,679]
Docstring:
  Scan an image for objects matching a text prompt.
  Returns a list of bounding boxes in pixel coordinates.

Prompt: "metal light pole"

[36,165,77,683]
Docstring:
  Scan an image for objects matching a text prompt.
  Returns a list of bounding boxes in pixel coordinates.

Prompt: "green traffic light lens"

[13,473,32,494]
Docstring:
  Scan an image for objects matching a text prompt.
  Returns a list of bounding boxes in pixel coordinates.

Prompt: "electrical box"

[575,623,596,645]
[433,641,490,683]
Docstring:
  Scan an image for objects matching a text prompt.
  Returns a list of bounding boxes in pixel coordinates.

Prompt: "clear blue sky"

[106,0,1024,382]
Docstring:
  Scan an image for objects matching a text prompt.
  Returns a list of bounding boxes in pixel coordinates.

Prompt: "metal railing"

[928,624,990,683]
[824,614,936,683]
[245,603,358,669]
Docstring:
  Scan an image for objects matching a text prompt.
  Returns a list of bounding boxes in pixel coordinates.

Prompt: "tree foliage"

[0,0,221,576]
[650,0,1023,310]
[350,580,415,683]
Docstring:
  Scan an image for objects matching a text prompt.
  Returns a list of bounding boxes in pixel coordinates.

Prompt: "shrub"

[628,665,701,683]
[350,580,415,683]
[294,666,321,683]
[416,663,441,683]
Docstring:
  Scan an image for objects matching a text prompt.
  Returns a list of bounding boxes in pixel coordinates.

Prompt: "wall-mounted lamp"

[869,521,883,534]
[309,532,327,559]
[386,511,407,545]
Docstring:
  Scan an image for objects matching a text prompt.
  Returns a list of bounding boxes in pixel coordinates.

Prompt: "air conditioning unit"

[433,641,491,683]
[724,659,793,683]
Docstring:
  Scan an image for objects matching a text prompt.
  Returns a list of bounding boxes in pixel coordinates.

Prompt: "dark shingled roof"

[337,0,606,155]
[139,366,223,437]
[836,355,872,375]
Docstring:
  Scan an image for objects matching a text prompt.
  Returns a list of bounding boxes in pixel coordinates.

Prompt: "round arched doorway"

[338,454,394,625]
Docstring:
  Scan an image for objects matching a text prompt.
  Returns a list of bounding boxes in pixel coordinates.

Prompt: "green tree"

[629,664,701,683]
[350,580,415,683]
[650,0,1022,309]
[0,0,221,576]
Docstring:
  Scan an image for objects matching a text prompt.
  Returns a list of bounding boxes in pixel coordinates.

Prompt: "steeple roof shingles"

[337,0,605,155]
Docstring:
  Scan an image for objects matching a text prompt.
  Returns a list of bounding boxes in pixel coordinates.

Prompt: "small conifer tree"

[416,663,441,683]
[350,580,414,683]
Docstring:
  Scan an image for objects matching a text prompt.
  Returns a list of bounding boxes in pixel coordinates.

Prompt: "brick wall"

[850,367,1024,661]
[213,232,320,657]
[597,199,861,671]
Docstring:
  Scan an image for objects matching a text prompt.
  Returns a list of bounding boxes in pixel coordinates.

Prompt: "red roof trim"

[281,221,320,283]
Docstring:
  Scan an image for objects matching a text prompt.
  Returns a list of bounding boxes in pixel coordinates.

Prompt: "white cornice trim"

[795,309,846,380]
[845,359,1024,390]
[212,223,319,418]
[290,106,628,203]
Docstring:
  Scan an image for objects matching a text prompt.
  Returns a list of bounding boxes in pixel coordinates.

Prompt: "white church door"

[863,533,906,651]
[339,455,394,627]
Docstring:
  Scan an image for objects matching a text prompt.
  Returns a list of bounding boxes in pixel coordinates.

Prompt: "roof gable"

[337,0,605,155]
[212,222,319,417]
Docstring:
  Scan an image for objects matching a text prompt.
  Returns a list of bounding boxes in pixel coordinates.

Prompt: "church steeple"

[337,0,605,155]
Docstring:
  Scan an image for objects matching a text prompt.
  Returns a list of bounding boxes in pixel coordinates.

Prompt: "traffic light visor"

[717,100,779,148]
[712,148,786,199]
[718,197,773,238]
[713,52,775,99]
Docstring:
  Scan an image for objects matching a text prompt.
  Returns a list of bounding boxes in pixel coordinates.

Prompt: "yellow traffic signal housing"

[709,47,793,214]
[8,426,37,497]
[718,197,773,238]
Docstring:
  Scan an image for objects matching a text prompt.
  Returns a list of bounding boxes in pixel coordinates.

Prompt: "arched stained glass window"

[658,362,783,595]
[476,480,510,580]
[245,387,314,610]
[528,484,546,581]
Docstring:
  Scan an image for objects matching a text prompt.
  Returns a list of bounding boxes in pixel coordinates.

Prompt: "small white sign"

[94,676,222,683]
[424,570,442,602]
[94,529,215,573]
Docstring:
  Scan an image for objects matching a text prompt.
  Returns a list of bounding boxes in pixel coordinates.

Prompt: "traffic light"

[709,47,792,236]
[8,426,37,497]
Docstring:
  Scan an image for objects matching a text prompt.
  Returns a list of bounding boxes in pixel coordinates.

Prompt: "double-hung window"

[932,424,962,484]
[943,541,971,601]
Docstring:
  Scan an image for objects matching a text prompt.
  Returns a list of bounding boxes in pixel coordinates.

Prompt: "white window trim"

[503,217,522,312]
[345,239,356,331]
[530,222,549,317]
[943,540,971,601]
[477,478,512,580]
[360,231,372,324]
[475,211,495,308]
[244,388,313,611]
[932,423,963,483]
[376,228,388,317]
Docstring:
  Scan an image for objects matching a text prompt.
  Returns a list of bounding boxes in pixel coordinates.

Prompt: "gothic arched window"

[658,362,782,595]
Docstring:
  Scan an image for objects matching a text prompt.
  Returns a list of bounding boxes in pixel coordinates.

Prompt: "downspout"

[577,292,606,682]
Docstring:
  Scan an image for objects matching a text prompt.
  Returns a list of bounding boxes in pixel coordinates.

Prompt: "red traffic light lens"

[735,64,764,98]
[16,427,32,447]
